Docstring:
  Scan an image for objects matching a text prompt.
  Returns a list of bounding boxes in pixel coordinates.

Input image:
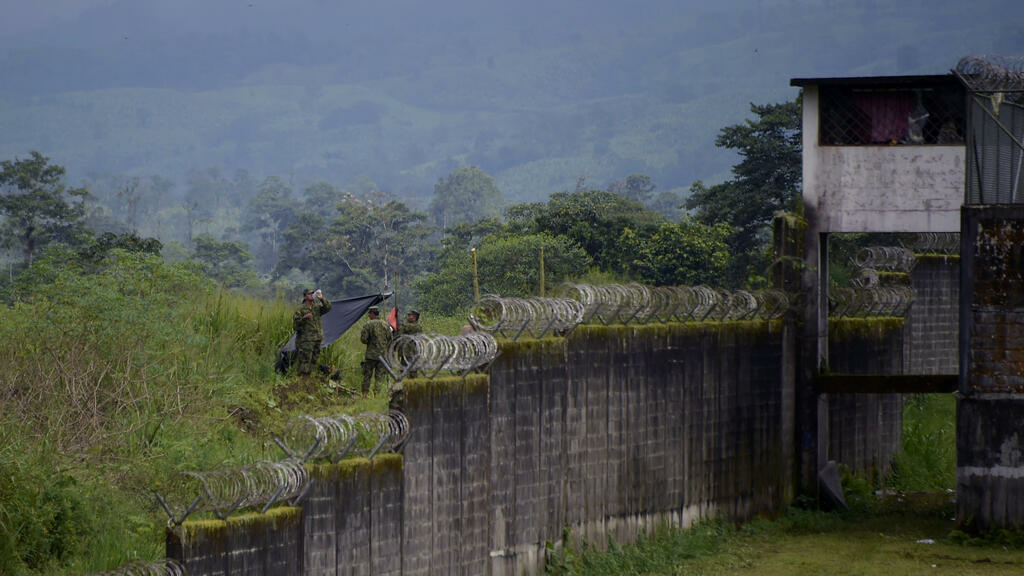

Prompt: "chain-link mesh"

[819,83,966,146]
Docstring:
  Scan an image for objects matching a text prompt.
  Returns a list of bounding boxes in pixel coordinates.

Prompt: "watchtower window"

[820,85,965,146]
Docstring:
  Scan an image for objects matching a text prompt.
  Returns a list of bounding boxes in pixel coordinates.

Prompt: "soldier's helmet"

[303,288,315,296]
[368,305,380,314]
[408,309,420,318]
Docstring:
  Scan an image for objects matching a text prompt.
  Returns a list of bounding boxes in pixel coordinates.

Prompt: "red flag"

[386,307,398,331]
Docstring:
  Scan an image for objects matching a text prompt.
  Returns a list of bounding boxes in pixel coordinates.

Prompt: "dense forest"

[0,98,800,311]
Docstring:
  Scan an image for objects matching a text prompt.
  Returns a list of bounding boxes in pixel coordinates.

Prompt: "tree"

[607,173,656,204]
[192,234,259,289]
[242,176,296,272]
[277,194,433,297]
[621,219,732,286]
[429,166,503,228]
[0,152,89,267]
[416,232,591,315]
[515,189,664,273]
[685,98,801,285]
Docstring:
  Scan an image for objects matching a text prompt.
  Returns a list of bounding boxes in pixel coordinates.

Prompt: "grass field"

[546,494,1024,575]
[545,394,1022,575]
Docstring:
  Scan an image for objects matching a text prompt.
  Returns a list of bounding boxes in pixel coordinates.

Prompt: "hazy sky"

[1,0,1021,200]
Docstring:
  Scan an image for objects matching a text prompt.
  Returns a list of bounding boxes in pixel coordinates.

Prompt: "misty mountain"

[0,0,1021,205]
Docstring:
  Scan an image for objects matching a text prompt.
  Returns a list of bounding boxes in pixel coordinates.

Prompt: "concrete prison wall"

[827,318,905,481]
[169,318,905,575]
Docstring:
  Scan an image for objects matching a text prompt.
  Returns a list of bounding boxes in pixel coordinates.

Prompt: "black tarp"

[281,291,392,353]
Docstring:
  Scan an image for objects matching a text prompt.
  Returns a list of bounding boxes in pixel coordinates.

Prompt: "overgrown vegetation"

[0,245,398,575]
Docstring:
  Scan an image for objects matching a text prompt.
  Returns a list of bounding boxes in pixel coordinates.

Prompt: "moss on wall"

[828,317,904,339]
[405,373,489,406]
[371,453,403,475]
[174,506,301,545]
[571,320,780,339]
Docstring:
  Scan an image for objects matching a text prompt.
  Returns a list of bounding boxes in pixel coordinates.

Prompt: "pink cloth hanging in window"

[852,92,913,143]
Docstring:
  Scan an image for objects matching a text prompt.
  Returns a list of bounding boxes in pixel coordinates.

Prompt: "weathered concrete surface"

[959,206,1024,531]
[167,508,302,576]
[800,86,964,235]
[827,318,904,481]
[171,319,916,574]
[957,397,1024,530]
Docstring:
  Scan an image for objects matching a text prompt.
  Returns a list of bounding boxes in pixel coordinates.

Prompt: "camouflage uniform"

[396,311,424,382]
[292,292,332,376]
[360,310,394,393]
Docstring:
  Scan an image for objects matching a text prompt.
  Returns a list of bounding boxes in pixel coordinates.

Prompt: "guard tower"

[790,72,966,497]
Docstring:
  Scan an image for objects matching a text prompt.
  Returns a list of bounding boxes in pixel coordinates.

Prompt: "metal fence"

[956,55,1024,204]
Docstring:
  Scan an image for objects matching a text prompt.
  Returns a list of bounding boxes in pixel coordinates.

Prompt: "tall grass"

[889,393,956,491]
[0,249,472,573]
[545,522,733,576]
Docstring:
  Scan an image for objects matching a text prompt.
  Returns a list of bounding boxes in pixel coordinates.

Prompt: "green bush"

[0,450,91,576]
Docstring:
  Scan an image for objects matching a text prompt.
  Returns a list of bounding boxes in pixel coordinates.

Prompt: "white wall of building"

[802,86,965,233]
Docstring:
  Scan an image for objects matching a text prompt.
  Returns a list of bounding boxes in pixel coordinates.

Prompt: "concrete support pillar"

[958,205,1024,530]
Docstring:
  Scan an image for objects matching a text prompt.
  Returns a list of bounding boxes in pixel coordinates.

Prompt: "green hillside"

[0,0,1019,205]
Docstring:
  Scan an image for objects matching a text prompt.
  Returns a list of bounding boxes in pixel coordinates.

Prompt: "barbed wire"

[468,295,584,339]
[851,246,917,272]
[956,55,1024,93]
[898,232,960,255]
[278,410,410,463]
[828,285,916,318]
[177,458,312,520]
[83,559,185,576]
[383,332,499,378]
[554,283,790,325]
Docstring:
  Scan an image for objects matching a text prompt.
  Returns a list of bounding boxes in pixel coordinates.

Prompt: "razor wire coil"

[279,410,410,462]
[898,232,959,255]
[468,295,584,338]
[555,283,790,324]
[85,559,185,576]
[828,285,915,318]
[957,55,1024,93]
[384,332,498,375]
[851,246,917,272]
[179,457,310,519]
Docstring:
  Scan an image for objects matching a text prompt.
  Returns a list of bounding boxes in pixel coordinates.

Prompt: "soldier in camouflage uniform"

[395,309,424,382]
[293,288,332,377]
[399,309,423,336]
[360,305,394,394]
